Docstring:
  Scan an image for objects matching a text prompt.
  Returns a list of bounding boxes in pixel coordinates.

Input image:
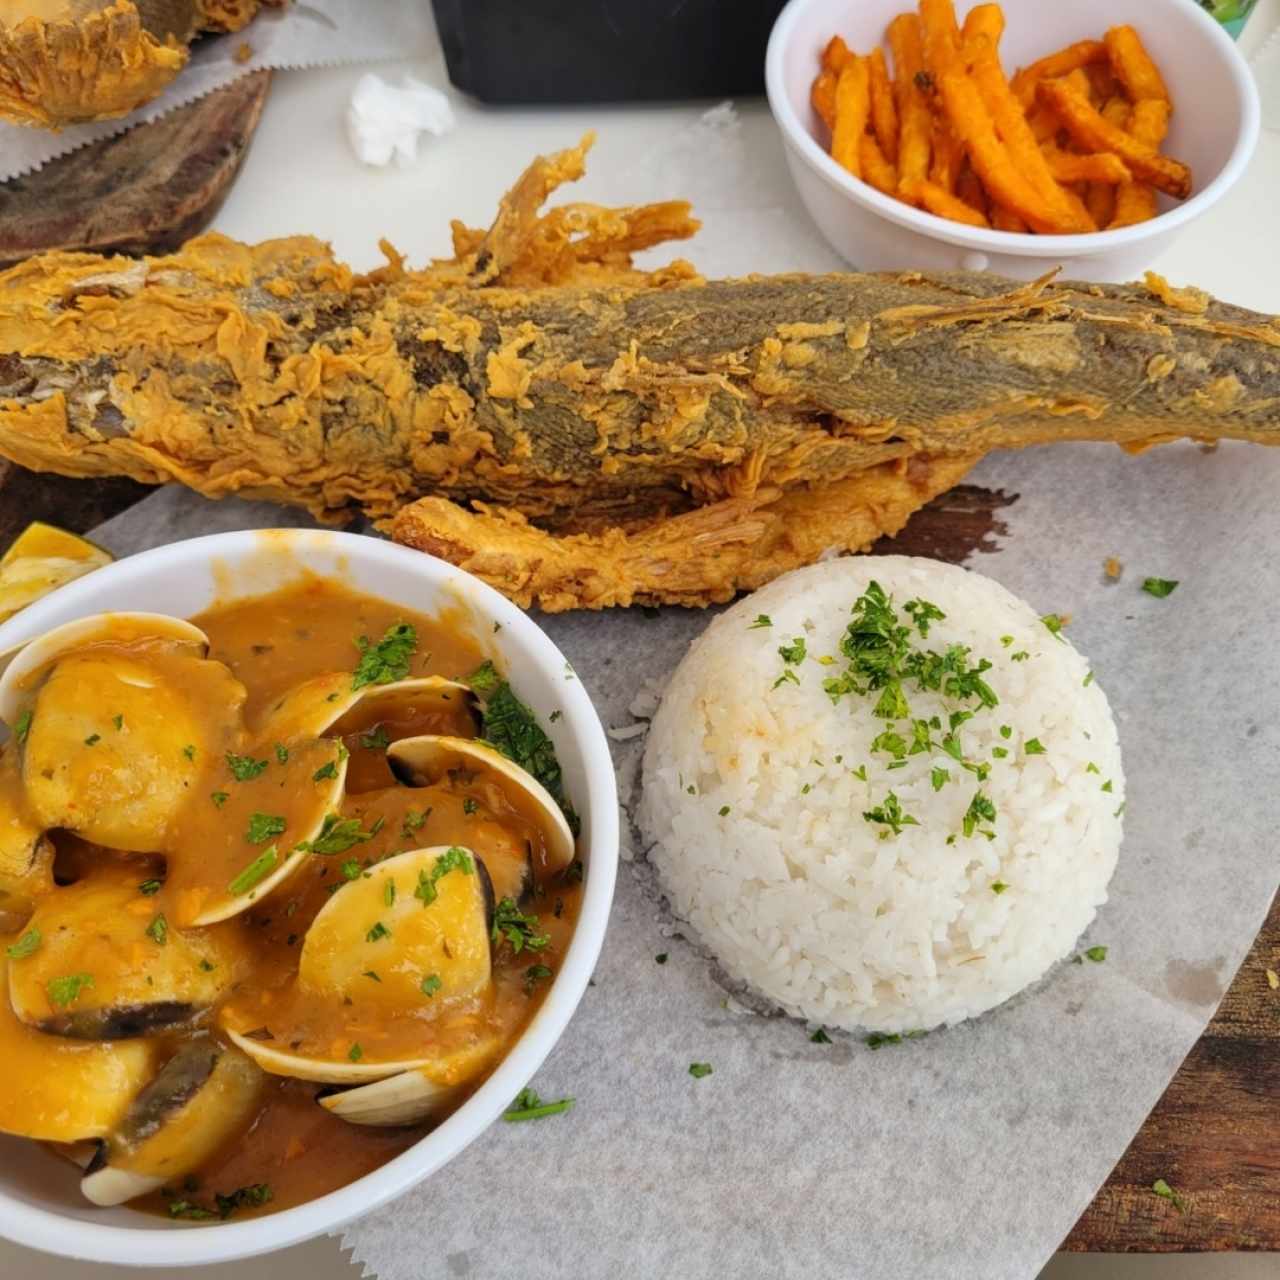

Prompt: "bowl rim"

[765,0,1262,258]
[0,529,620,1267]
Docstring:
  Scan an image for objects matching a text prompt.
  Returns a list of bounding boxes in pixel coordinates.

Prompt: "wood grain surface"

[0,71,271,268]
[0,463,1274,1253]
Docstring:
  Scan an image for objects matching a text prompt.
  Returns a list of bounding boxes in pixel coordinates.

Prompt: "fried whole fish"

[0,136,1278,609]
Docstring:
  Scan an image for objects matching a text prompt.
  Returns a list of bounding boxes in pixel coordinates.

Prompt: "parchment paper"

[0,1,442,179]
[84,434,1280,1280]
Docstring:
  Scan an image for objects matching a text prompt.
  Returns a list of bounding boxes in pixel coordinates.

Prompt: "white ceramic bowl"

[765,0,1261,280]
[0,529,619,1267]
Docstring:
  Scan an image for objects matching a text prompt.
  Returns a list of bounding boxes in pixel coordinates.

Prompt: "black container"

[431,0,789,104]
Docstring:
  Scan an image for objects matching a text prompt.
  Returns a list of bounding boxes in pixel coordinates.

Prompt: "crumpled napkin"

[346,72,455,167]
[0,0,441,180]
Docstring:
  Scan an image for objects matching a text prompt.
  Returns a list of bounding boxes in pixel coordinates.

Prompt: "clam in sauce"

[0,577,583,1220]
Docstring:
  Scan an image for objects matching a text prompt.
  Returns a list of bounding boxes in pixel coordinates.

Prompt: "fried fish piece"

[0,135,1278,609]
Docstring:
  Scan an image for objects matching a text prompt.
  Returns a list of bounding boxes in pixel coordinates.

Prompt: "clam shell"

[387,735,576,873]
[256,674,474,742]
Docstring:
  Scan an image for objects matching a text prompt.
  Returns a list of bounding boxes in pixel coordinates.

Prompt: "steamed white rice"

[639,556,1124,1033]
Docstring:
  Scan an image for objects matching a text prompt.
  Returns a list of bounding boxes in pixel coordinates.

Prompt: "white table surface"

[2,1,1278,1275]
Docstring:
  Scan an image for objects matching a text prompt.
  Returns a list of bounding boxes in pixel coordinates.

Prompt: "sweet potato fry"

[1085,60,1118,107]
[908,177,991,228]
[955,165,987,217]
[811,69,837,132]
[961,3,1004,61]
[1040,76,1189,199]
[1111,98,1171,227]
[822,34,854,73]
[831,56,871,180]
[1085,181,1116,228]
[1104,25,1170,104]
[1010,39,1107,109]
[990,204,1027,233]
[1101,96,1132,129]
[930,117,964,191]
[1026,104,1060,143]
[860,133,899,196]
[1040,144,1131,184]
[867,47,899,163]
[887,13,932,197]
[919,0,962,71]
[967,33,1093,232]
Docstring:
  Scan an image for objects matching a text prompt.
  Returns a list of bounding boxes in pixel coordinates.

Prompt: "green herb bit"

[479,682,578,834]
[1000,635,1014,647]
[870,728,908,761]
[414,846,475,906]
[420,974,442,998]
[365,921,391,943]
[655,953,669,965]
[462,797,478,815]
[348,1043,364,1062]
[873,680,910,720]
[1101,779,1113,793]
[1024,738,1046,755]
[810,1028,832,1044]
[138,878,162,897]
[991,881,1009,895]
[940,733,964,762]
[1151,1179,1186,1213]
[5,928,41,960]
[1086,762,1100,774]
[909,719,934,755]
[401,809,428,841]
[312,760,338,782]
[14,709,33,743]
[999,725,1011,739]
[84,734,101,747]
[274,743,289,764]
[363,970,381,983]
[992,746,1008,759]
[111,714,124,730]
[903,597,946,637]
[198,959,215,972]
[491,897,549,953]
[167,1200,217,1220]
[214,1184,273,1220]
[359,724,390,751]
[772,667,800,690]
[299,814,376,855]
[228,846,278,896]
[211,790,229,808]
[930,767,950,792]
[47,973,94,1007]
[1142,577,1178,599]
[1082,670,1095,687]
[246,812,286,845]
[688,1062,713,1079]
[524,963,553,993]
[1041,613,1066,641]
[145,914,168,946]
[341,859,362,881]
[778,636,807,665]
[383,879,396,907]
[181,744,196,761]
[962,791,997,839]
[862,791,919,837]
[748,614,772,629]
[866,1032,902,1050]
[225,752,268,782]
[1084,945,1108,963]
[718,805,731,817]
[503,1088,574,1122]
[1011,651,1030,662]
[852,764,868,781]
[467,659,501,694]
[351,623,418,690]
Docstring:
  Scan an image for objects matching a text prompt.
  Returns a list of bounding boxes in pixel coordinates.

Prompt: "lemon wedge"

[0,523,113,625]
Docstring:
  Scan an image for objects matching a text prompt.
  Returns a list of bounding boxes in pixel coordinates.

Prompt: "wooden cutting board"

[0,70,271,268]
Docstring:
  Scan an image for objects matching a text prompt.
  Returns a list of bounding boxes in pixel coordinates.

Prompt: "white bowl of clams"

[0,528,618,1267]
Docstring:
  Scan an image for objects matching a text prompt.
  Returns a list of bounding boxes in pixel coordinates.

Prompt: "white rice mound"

[639,556,1124,1033]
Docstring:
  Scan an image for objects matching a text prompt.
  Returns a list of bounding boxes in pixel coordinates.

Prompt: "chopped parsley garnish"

[992,746,1008,759]
[47,973,94,1007]
[1011,650,1030,662]
[213,1184,273,1219]
[524,963,553,993]
[413,846,474,906]
[1086,762,1100,774]
[139,878,162,896]
[274,743,289,764]
[1084,945,1108,963]
[778,636,807,665]
[810,1028,832,1044]
[84,734,101,747]
[1151,1179,1186,1213]
[991,881,1009,894]
[228,846,278,896]
[211,790,229,808]
[167,1200,217,1220]
[962,791,997,839]
[363,970,381,982]
[14,709,33,744]
[5,928,40,960]
[225,751,268,781]
[749,614,772,629]
[312,760,339,782]
[773,667,800,690]
[476,681,578,834]
[198,959,215,972]
[1082,670,1095,687]
[852,764,868,781]
[384,880,396,907]
[299,814,375,855]
[341,858,362,881]
[401,809,429,840]
[182,744,196,761]
[348,1043,364,1062]
[655,953,669,965]
[359,724,391,751]
[1101,779,1113,793]
[419,973,442,998]
[351,623,417,690]
[999,725,1012,739]
[246,812,286,845]
[462,797,478,815]
[930,767,950,791]
[503,1088,574,1122]
[688,1062,713,1079]
[1024,738,1046,755]
[1141,577,1178,599]
[491,897,549,953]
[112,714,124,731]
[903,598,945,636]
[467,659,501,694]
[718,805,731,817]
[1041,613,1066,641]
[862,791,918,837]
[365,922,391,943]
[145,914,168,946]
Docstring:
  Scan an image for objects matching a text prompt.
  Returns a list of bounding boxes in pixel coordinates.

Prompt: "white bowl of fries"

[766,0,1260,280]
